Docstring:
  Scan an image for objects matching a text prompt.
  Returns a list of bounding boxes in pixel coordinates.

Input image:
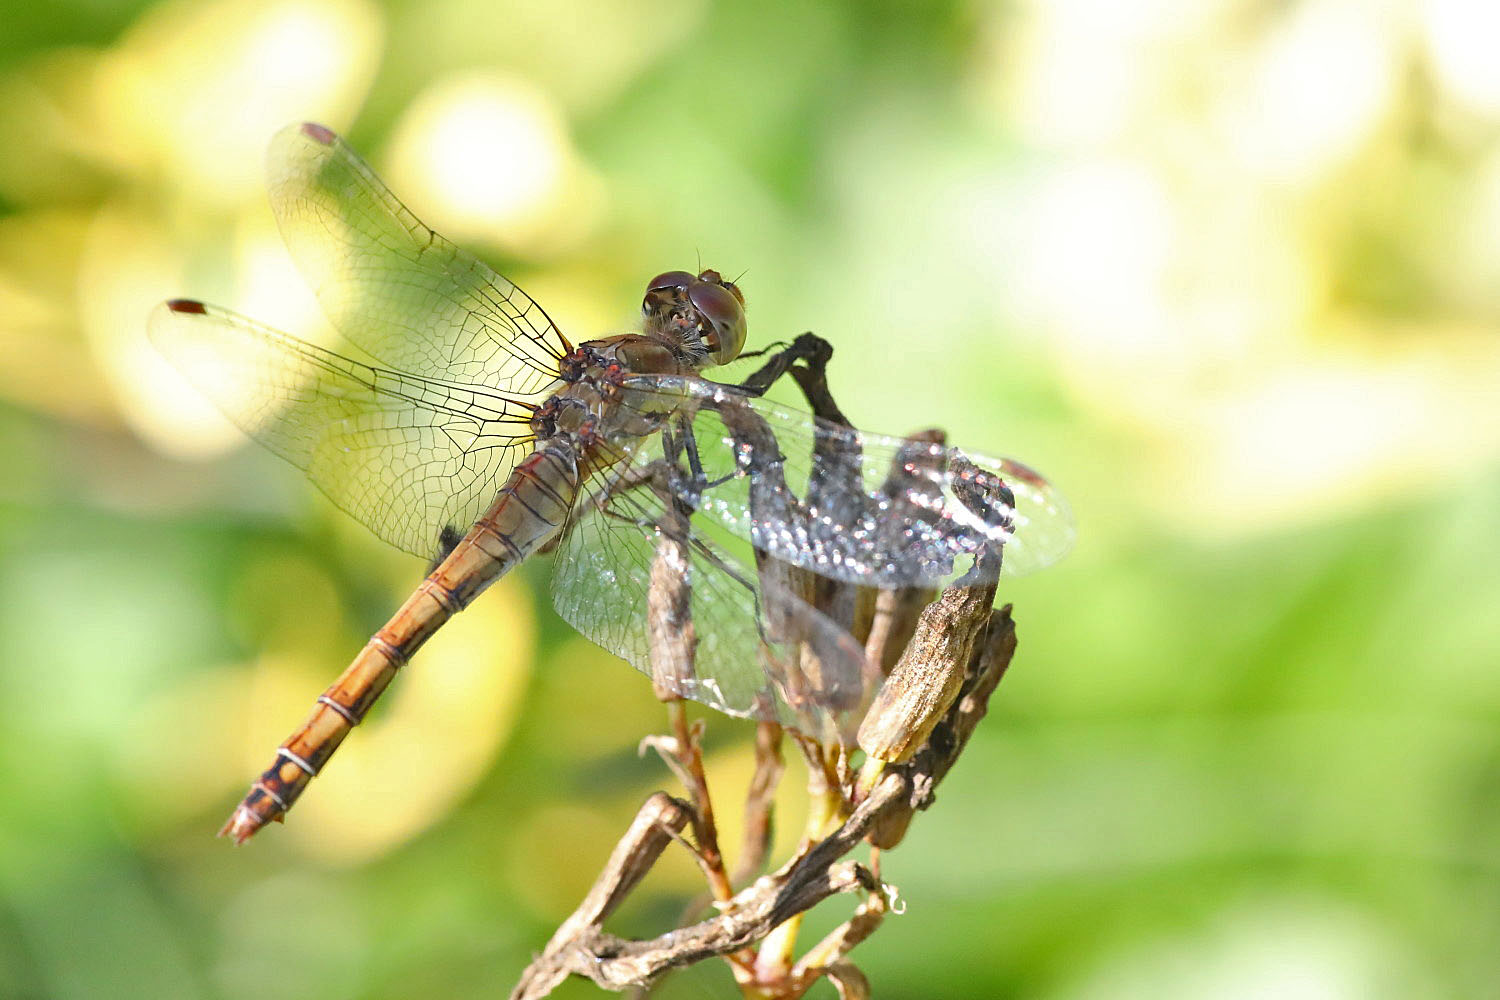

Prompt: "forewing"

[149,300,538,558]
[550,460,881,744]
[619,375,1075,586]
[266,122,569,390]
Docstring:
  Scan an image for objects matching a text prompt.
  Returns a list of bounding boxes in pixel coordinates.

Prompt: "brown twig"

[667,705,734,902]
[510,793,694,1000]
[732,721,786,886]
[787,889,889,994]
[510,609,1018,998]
[509,773,897,998]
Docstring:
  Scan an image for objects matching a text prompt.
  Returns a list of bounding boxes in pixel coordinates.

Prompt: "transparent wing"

[551,450,882,744]
[616,375,1075,586]
[149,299,539,558]
[266,121,570,390]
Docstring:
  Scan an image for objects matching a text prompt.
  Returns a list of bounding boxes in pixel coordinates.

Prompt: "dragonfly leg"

[425,524,464,574]
[732,333,833,397]
[734,332,853,431]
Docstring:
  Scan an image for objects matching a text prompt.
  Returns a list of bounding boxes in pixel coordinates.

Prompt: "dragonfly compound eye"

[642,270,696,320]
[688,278,748,366]
[645,270,695,293]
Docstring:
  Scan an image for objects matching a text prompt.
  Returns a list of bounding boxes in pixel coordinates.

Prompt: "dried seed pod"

[858,450,1012,764]
[861,429,945,674]
[647,523,698,702]
[867,606,1017,848]
[644,467,700,703]
[865,791,917,850]
[863,585,934,676]
[855,579,996,764]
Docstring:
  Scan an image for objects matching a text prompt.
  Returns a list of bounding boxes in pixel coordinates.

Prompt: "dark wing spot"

[166,298,207,314]
[301,122,338,145]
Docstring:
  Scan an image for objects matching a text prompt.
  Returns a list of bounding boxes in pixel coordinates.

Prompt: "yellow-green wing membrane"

[551,450,881,745]
[266,122,569,389]
[149,299,539,559]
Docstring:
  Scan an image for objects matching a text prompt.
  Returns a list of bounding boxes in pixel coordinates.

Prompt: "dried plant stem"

[510,608,1018,999]
[731,721,786,887]
[511,793,693,1000]
[644,703,758,979]
[667,702,734,904]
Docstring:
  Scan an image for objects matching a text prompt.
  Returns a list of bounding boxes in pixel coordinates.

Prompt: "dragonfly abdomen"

[220,441,581,843]
[448,441,579,603]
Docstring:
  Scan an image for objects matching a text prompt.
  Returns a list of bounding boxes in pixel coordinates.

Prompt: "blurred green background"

[2,0,1499,997]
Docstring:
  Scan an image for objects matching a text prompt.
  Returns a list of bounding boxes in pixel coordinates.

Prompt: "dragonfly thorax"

[533,336,688,447]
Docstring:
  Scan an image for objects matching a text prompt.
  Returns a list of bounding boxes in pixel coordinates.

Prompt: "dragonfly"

[151,122,1074,844]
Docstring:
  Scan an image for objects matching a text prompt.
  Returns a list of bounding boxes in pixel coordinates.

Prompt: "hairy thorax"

[534,335,697,477]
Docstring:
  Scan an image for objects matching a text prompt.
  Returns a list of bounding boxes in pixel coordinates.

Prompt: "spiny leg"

[733,333,830,394]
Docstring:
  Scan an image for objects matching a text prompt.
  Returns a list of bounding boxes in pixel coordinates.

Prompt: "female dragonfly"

[151,123,1074,843]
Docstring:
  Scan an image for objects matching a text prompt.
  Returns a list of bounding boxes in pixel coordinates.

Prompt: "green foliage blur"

[2,0,1498,997]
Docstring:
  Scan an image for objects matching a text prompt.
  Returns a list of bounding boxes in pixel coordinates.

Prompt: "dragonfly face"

[641,269,748,367]
[151,122,1074,842]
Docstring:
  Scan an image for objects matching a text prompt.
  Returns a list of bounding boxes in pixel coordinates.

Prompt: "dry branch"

[511,608,1017,998]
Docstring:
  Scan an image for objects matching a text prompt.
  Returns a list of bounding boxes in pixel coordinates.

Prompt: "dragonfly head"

[643,269,747,368]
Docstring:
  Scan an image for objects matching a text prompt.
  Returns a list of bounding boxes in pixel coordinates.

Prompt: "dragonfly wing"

[266,122,569,390]
[551,453,881,744]
[150,299,539,559]
[617,375,1076,587]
